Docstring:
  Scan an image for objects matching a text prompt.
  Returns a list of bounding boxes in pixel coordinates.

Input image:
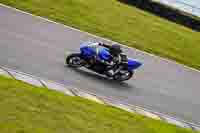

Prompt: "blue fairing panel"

[80,42,96,58]
[127,58,142,70]
[80,46,96,58]
[80,41,111,61]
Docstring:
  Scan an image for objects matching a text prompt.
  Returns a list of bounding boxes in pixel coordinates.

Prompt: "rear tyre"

[66,53,83,68]
[113,70,134,82]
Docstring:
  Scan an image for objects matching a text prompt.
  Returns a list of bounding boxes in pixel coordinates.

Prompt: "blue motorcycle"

[66,41,142,82]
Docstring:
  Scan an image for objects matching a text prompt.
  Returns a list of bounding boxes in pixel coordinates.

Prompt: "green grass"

[0,75,198,133]
[1,0,200,70]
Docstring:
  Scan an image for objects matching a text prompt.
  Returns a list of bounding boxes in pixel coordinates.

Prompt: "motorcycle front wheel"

[113,70,134,82]
[66,53,83,68]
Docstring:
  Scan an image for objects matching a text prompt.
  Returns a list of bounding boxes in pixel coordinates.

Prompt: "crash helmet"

[110,44,122,56]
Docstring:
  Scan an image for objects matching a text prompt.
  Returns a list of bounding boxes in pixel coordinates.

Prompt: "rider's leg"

[105,64,116,77]
[106,64,124,77]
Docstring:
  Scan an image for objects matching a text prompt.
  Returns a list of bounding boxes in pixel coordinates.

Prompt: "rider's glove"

[98,42,103,46]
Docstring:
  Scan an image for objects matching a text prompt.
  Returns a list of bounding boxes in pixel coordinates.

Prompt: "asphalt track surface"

[0,5,200,124]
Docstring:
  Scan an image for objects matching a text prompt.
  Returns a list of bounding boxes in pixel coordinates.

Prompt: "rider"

[99,43,121,63]
[88,42,123,76]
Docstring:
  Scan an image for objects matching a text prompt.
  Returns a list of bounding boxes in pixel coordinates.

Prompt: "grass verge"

[0,75,198,133]
[1,0,200,70]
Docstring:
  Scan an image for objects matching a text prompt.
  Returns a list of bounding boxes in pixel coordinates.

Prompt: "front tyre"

[113,70,134,82]
[66,53,83,68]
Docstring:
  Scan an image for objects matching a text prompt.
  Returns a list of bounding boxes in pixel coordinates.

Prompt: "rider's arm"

[99,43,112,49]
[97,55,114,66]
[100,60,114,66]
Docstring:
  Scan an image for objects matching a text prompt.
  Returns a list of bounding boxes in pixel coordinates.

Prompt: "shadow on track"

[67,67,133,91]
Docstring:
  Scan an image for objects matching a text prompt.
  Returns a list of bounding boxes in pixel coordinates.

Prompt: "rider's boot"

[105,65,115,77]
[105,65,123,77]
[106,69,115,77]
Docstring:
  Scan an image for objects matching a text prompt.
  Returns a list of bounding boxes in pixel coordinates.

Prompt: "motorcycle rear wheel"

[66,53,83,68]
